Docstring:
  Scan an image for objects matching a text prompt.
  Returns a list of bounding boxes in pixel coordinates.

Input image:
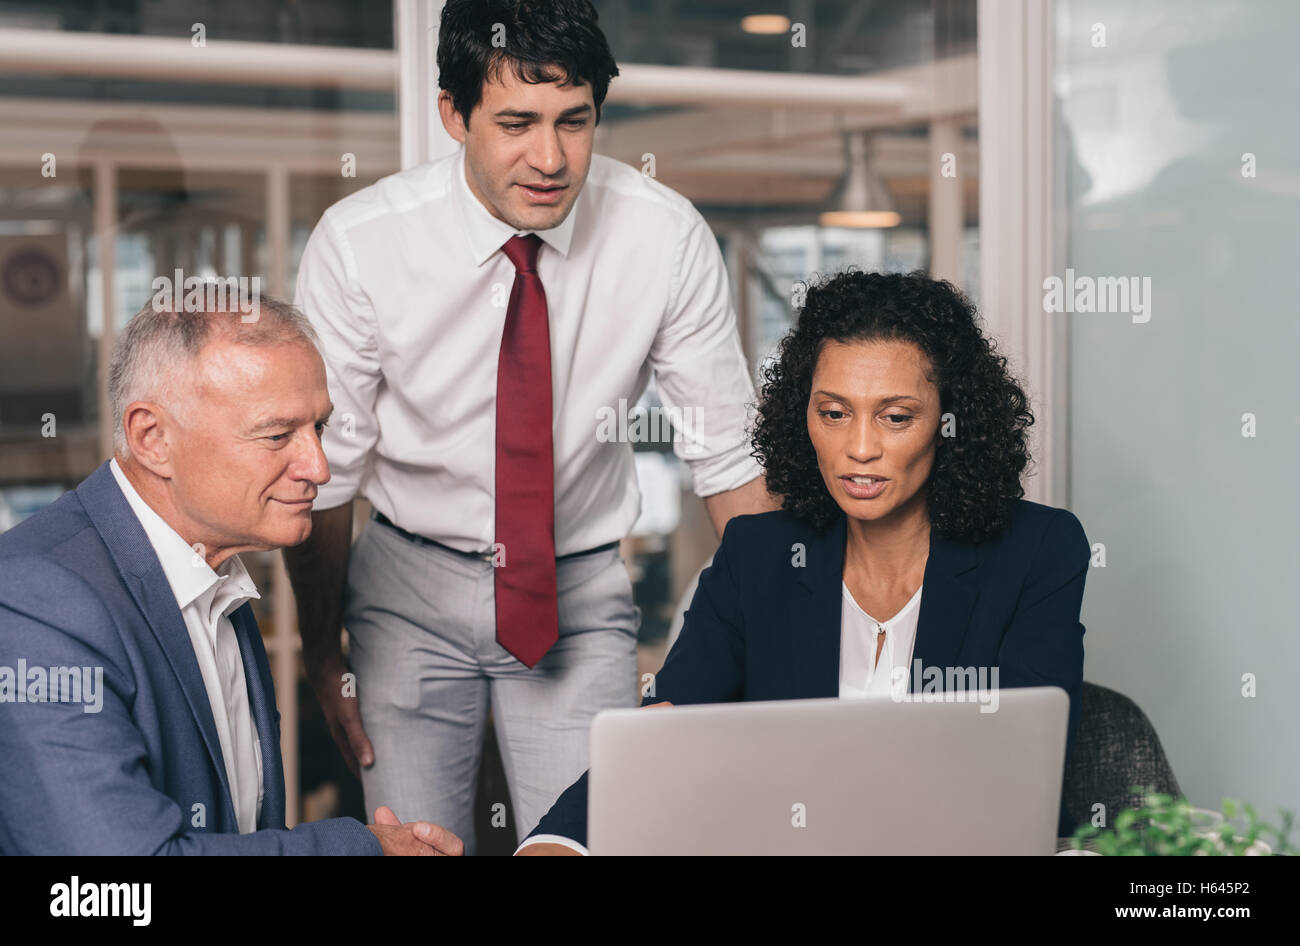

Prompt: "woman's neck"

[842,498,932,587]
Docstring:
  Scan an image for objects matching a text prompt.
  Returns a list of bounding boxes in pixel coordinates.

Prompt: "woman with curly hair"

[519,270,1091,854]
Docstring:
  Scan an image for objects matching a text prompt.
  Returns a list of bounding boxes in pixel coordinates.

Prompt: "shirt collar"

[453,145,577,266]
[108,458,261,621]
[195,560,260,639]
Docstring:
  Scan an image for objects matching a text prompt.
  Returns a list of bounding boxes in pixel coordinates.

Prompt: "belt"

[372,511,620,563]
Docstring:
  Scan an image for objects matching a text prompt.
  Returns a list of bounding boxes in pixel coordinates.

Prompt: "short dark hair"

[751,271,1035,544]
[437,0,620,128]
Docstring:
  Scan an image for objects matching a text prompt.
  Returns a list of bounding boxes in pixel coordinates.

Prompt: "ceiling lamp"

[819,129,901,228]
[740,14,791,34]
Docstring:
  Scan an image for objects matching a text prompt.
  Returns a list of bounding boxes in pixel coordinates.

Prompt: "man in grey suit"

[0,294,463,855]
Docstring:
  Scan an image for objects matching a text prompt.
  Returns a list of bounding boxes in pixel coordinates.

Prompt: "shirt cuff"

[689,444,763,498]
[514,834,590,856]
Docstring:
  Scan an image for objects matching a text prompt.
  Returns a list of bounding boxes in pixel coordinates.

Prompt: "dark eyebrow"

[493,104,593,121]
[812,390,921,406]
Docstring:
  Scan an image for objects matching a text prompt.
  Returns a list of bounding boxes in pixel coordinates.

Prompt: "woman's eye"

[818,410,847,421]
[886,414,912,424]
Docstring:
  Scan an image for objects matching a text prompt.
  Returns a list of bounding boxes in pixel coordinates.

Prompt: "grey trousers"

[342,517,640,854]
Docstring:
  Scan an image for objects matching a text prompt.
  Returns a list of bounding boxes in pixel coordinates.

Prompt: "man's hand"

[367,805,464,856]
[307,654,374,779]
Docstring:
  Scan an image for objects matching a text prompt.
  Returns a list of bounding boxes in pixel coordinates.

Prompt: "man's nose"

[294,430,331,486]
[528,127,565,177]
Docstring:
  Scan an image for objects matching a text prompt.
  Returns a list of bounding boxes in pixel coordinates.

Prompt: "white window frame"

[977,0,1068,506]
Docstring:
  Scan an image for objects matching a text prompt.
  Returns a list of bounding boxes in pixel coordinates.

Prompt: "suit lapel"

[786,512,981,698]
[77,462,239,830]
[787,515,847,699]
[231,603,286,830]
[911,527,981,691]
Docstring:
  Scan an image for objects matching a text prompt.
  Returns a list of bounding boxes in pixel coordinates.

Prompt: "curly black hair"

[751,270,1034,544]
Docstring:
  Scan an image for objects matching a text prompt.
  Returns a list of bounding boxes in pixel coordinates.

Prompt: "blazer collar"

[787,512,981,698]
[77,461,240,829]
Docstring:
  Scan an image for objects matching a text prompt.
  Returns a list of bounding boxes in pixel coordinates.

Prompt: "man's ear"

[122,401,175,478]
[437,90,468,143]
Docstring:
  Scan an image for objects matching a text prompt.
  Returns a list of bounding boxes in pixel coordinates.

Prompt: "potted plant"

[1068,786,1296,855]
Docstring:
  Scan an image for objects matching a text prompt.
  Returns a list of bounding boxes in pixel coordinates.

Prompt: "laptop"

[587,686,1069,855]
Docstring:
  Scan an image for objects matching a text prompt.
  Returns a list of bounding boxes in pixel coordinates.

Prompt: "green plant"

[1071,786,1297,856]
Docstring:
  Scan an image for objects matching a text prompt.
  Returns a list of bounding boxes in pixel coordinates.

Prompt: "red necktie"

[494,234,557,667]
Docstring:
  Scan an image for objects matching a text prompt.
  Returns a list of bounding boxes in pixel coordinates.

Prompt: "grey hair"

[108,292,320,457]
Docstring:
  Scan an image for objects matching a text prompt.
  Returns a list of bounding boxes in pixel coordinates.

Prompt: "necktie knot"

[502,233,542,274]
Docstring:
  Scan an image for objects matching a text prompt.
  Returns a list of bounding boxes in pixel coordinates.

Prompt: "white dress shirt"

[294,145,761,554]
[109,459,264,834]
[516,581,926,854]
[838,583,923,699]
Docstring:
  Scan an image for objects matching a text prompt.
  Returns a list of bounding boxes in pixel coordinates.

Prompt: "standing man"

[287,0,777,854]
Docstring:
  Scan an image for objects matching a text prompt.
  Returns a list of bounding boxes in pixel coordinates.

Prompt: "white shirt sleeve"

[648,210,763,498]
[514,834,591,856]
[293,211,383,511]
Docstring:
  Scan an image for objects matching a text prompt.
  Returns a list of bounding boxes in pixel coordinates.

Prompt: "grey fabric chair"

[1063,682,1182,829]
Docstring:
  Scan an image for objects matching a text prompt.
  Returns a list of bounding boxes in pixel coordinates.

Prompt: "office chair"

[1062,682,1182,829]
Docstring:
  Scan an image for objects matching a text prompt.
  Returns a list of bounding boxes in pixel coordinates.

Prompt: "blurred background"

[0,0,1294,852]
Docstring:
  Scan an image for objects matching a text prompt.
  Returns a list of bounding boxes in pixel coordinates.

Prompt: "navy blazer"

[0,462,380,854]
[528,499,1090,848]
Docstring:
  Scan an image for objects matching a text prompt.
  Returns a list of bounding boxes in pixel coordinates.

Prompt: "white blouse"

[839,582,923,700]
